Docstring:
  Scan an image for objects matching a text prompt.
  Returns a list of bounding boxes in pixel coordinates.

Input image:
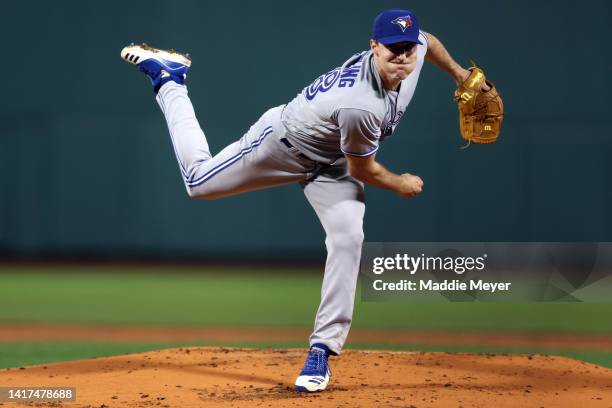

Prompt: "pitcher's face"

[371,40,418,84]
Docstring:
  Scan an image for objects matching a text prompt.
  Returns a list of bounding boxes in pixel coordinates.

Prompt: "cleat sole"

[120,43,192,67]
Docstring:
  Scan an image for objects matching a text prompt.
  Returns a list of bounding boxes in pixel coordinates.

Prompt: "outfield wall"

[0,1,609,259]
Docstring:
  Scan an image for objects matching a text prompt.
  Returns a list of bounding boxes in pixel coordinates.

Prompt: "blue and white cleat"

[295,344,332,392]
[120,43,192,93]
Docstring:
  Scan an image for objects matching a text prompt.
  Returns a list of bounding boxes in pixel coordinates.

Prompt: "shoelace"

[303,349,328,374]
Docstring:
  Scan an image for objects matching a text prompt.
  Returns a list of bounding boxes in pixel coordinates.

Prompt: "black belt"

[280,137,310,160]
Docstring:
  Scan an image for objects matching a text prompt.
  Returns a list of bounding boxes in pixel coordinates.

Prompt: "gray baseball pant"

[156,82,364,354]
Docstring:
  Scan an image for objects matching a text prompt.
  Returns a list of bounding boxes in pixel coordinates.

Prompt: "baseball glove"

[454,63,504,147]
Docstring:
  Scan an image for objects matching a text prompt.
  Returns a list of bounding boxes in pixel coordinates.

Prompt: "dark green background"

[1,1,610,259]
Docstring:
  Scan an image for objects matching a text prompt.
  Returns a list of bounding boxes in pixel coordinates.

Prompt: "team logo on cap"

[391,16,413,32]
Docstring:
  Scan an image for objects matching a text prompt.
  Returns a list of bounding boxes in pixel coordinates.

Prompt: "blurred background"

[0,0,611,369]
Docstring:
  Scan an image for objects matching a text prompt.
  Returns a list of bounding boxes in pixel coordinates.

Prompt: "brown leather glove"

[454,64,504,147]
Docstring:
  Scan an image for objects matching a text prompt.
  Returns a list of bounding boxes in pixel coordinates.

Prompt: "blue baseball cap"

[372,9,422,45]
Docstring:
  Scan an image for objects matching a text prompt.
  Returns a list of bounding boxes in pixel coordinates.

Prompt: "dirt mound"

[0,347,610,407]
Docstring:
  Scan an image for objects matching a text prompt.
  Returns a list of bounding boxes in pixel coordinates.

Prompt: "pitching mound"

[1,348,611,407]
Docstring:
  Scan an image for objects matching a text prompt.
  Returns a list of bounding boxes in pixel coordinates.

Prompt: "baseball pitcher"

[120,8,502,392]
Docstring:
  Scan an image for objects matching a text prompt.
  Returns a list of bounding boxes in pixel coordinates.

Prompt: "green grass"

[1,266,612,371]
[1,342,611,370]
[1,267,611,332]
[0,341,307,370]
[0,342,181,369]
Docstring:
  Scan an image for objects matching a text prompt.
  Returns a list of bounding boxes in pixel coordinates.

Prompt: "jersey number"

[305,66,361,100]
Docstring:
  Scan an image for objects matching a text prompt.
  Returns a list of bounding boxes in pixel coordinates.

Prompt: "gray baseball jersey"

[151,33,429,354]
[281,30,429,164]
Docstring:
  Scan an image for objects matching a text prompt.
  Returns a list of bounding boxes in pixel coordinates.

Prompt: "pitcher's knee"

[185,184,221,200]
[325,228,364,252]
